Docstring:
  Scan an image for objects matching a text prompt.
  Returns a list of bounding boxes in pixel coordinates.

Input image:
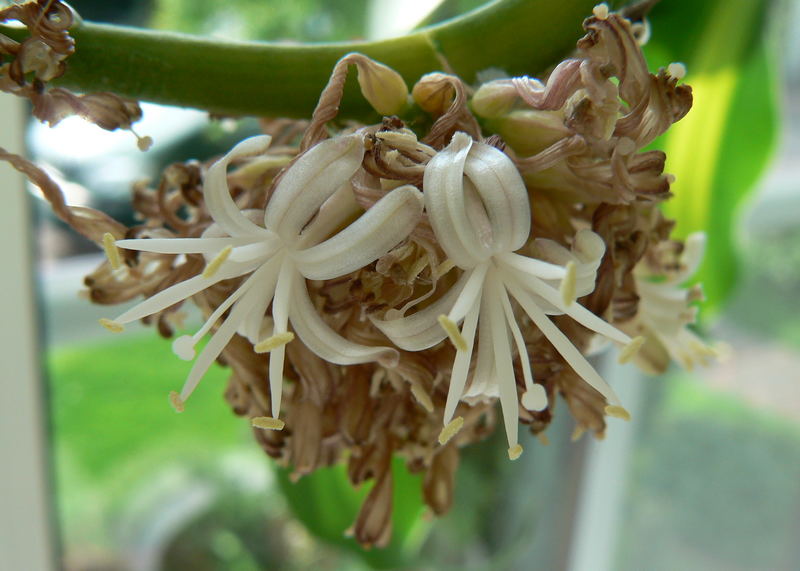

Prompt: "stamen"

[102,233,122,270]
[98,318,124,333]
[667,62,687,80]
[438,416,464,445]
[507,444,523,460]
[618,335,646,364]
[169,391,185,413]
[254,331,295,353]
[438,314,468,351]
[560,261,577,306]
[536,433,550,446]
[251,416,285,430]
[201,245,233,279]
[410,380,434,413]
[592,3,609,20]
[605,405,631,421]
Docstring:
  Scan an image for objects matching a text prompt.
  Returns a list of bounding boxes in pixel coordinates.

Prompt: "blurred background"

[1,0,798,569]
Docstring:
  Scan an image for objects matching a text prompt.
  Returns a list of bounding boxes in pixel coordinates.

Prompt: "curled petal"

[290,274,399,367]
[370,270,472,351]
[265,133,365,240]
[424,132,489,268]
[204,135,273,237]
[293,185,424,280]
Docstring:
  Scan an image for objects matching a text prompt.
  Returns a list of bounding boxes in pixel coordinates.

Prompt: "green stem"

[2,0,597,119]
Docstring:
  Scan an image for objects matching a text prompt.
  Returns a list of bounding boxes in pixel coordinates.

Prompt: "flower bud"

[412,72,455,115]
[493,109,571,156]
[471,80,518,118]
[352,55,409,115]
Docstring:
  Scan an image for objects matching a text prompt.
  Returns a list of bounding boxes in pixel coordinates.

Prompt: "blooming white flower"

[101,133,424,423]
[373,132,643,459]
[630,232,719,373]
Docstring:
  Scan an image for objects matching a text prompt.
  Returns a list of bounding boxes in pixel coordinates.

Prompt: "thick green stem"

[2,0,597,119]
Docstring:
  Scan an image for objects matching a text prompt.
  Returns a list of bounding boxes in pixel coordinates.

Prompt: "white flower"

[101,133,424,422]
[631,232,719,373]
[372,132,642,459]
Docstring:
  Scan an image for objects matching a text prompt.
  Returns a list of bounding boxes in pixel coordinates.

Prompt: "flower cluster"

[22,5,713,547]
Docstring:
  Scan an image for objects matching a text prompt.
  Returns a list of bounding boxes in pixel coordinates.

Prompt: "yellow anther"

[536,433,550,446]
[618,335,646,364]
[169,391,185,413]
[560,261,577,307]
[605,405,631,421]
[201,245,233,279]
[438,416,464,445]
[98,318,124,333]
[251,416,285,431]
[438,314,467,352]
[571,425,586,442]
[102,232,122,270]
[410,380,434,413]
[254,332,295,353]
[508,444,523,461]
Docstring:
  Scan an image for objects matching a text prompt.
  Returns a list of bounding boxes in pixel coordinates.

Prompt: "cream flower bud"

[471,81,519,118]
[350,54,409,115]
[412,73,456,115]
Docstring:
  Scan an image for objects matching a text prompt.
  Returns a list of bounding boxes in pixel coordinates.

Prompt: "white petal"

[498,277,540,408]
[496,251,567,280]
[463,141,531,253]
[292,185,423,280]
[424,132,489,268]
[264,133,365,240]
[204,135,273,237]
[370,270,471,351]
[295,182,360,249]
[116,237,255,255]
[290,273,399,367]
[465,296,498,399]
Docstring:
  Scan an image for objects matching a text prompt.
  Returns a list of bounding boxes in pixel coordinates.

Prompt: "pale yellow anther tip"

[102,233,122,270]
[605,405,631,421]
[254,332,295,353]
[571,425,586,442]
[560,261,577,307]
[201,245,233,279]
[593,3,609,20]
[410,382,434,413]
[251,416,285,431]
[508,444,523,461]
[667,62,687,80]
[438,416,464,445]
[98,318,124,333]
[438,314,467,352]
[618,335,646,364]
[536,433,550,446]
[169,391,185,413]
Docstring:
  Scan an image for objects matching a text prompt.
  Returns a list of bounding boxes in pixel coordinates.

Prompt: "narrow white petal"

[486,274,520,451]
[116,237,254,255]
[265,134,365,240]
[465,297,498,398]
[447,263,489,323]
[370,270,471,351]
[504,276,622,406]
[496,251,567,280]
[292,185,423,280]
[423,132,487,268]
[463,141,531,252]
[110,261,254,326]
[204,135,272,237]
[290,274,399,367]
[296,182,360,249]
[443,297,480,424]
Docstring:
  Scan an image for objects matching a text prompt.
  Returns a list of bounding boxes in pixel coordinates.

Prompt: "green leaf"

[646,0,780,312]
[275,456,429,568]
